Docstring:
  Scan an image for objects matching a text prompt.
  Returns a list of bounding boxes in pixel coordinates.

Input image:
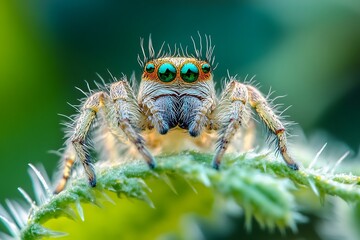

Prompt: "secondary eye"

[157,63,176,82]
[201,63,211,73]
[145,63,155,73]
[180,63,199,83]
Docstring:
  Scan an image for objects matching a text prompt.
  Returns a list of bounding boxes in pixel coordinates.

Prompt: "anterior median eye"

[180,63,199,83]
[158,63,176,82]
[201,63,211,73]
[145,63,155,73]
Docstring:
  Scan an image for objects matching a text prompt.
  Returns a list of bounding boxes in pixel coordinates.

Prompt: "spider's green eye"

[158,63,176,82]
[201,63,211,73]
[145,63,155,73]
[180,63,199,83]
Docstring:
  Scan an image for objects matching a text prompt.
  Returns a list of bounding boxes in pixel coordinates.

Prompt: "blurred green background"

[0,0,359,238]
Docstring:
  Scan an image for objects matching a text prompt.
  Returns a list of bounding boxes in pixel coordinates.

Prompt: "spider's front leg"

[246,85,299,170]
[212,80,250,169]
[109,80,156,169]
[212,80,299,170]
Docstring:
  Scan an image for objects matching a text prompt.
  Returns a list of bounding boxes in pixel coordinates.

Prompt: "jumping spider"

[55,36,299,193]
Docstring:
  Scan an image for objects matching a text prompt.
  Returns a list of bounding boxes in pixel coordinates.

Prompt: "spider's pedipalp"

[188,97,215,137]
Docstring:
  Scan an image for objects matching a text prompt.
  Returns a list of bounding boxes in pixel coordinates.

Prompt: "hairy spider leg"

[54,79,156,193]
[59,91,104,193]
[110,80,156,169]
[246,85,299,170]
[212,81,250,169]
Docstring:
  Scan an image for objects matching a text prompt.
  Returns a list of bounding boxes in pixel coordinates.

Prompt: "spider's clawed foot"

[211,161,220,170]
[281,149,300,170]
[88,176,97,188]
[286,162,299,170]
[147,157,157,169]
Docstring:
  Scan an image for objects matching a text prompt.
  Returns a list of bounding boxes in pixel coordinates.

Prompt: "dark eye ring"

[157,63,177,82]
[201,63,211,73]
[145,63,155,73]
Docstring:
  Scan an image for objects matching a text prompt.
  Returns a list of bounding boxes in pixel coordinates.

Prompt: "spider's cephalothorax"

[54,36,299,193]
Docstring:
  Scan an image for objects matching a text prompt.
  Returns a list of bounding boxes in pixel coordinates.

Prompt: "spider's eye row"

[145,63,155,73]
[201,63,211,73]
[150,61,211,83]
[180,63,199,83]
[157,63,176,82]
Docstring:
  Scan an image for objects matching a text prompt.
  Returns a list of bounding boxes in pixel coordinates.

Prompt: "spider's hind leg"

[54,148,76,194]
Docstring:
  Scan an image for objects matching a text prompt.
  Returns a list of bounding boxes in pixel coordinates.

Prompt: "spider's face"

[138,57,215,136]
[142,57,212,84]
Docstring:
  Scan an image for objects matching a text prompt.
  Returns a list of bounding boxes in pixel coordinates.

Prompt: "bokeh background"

[1,0,360,239]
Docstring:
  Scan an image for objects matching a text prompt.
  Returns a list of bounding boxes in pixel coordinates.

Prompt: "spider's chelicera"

[54,35,299,193]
